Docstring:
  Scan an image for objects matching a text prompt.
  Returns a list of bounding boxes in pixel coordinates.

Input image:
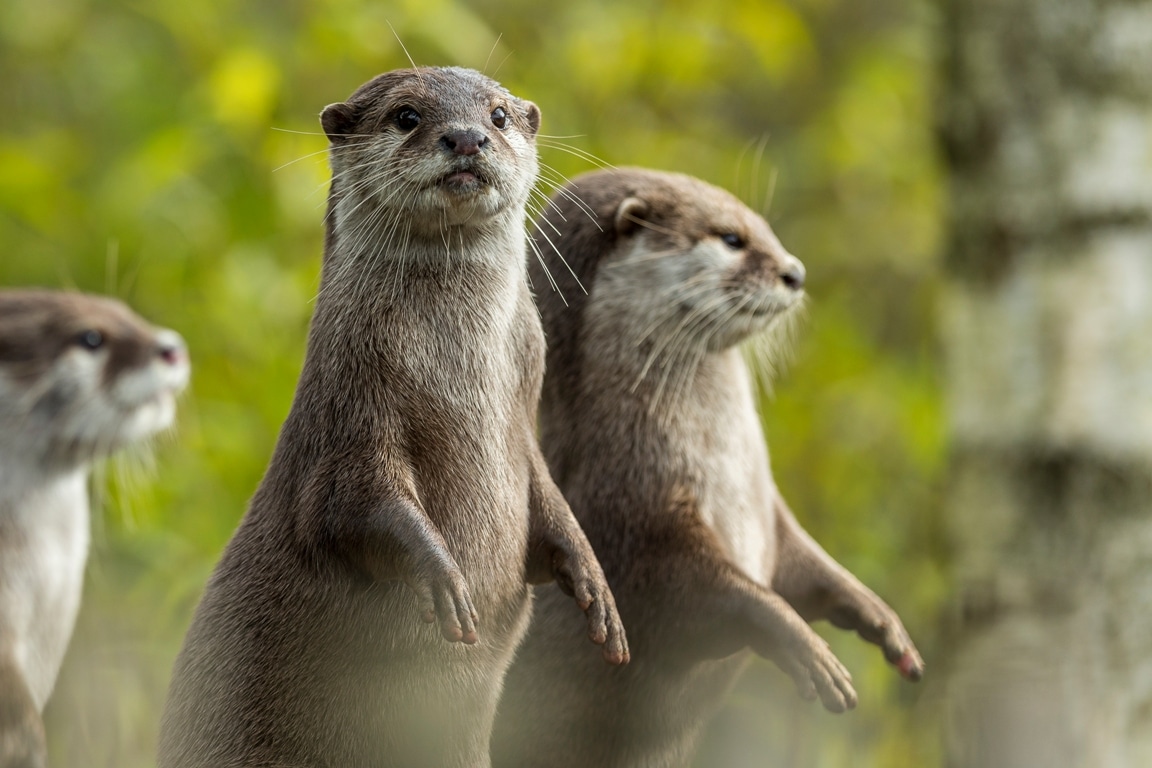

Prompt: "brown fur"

[492,168,922,768]
[158,68,626,768]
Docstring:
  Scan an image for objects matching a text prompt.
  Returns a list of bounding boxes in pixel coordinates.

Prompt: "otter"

[491,168,923,768]
[158,67,627,768]
[0,289,188,768]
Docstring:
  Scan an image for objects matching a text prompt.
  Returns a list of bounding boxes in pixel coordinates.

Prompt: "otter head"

[0,291,190,469]
[533,168,805,393]
[320,67,541,243]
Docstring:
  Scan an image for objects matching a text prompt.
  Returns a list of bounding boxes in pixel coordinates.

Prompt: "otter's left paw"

[775,634,858,714]
[549,544,630,665]
[830,595,923,682]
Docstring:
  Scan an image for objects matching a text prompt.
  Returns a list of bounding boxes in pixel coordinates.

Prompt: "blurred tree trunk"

[938,0,1152,766]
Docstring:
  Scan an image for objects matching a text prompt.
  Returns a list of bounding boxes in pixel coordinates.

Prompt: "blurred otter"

[0,289,188,768]
[492,168,923,768]
[159,67,627,768]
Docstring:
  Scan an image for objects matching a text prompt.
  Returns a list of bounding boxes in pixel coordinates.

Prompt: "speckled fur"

[159,68,626,768]
[492,168,922,768]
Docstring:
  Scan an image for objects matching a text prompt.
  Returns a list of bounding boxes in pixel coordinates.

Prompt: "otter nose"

[440,129,489,156]
[779,256,806,291]
[155,330,187,366]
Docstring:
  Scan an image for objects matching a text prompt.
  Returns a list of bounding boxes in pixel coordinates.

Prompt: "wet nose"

[155,330,187,366]
[440,129,489,156]
[779,256,806,291]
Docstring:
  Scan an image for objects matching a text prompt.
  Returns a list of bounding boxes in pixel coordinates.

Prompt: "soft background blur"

[0,0,947,765]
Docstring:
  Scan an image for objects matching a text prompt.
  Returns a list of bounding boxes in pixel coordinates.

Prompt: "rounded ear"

[519,100,542,136]
[320,102,358,141]
[614,196,649,236]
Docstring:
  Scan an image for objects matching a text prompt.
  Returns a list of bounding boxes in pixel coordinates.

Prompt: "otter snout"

[155,329,187,368]
[779,255,805,291]
[441,128,490,156]
[152,328,191,392]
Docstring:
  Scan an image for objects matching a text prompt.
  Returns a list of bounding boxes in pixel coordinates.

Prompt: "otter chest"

[678,375,779,585]
[0,469,90,709]
[380,288,537,581]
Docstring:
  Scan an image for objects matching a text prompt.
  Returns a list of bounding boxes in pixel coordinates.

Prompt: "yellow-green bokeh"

[0,0,946,765]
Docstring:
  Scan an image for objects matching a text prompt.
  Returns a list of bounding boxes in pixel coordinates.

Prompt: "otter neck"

[589,335,746,410]
[320,206,528,294]
[0,432,90,503]
[542,346,770,517]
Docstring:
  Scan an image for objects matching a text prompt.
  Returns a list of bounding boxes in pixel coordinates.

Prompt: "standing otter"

[0,289,188,768]
[492,168,923,768]
[159,67,627,768]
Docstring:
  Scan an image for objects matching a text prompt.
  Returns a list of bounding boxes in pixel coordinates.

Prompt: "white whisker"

[533,216,586,296]
[537,165,602,229]
[482,33,503,75]
[762,167,779,219]
[538,140,615,170]
[751,133,771,212]
[388,21,421,75]
[272,146,337,173]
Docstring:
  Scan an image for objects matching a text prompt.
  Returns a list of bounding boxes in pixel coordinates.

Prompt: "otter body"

[0,290,188,768]
[159,67,625,768]
[492,168,922,768]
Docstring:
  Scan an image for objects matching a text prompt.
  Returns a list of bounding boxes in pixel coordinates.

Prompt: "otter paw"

[409,562,478,645]
[833,599,924,682]
[778,638,858,713]
[755,608,856,713]
[878,620,924,682]
[896,649,924,681]
[551,549,630,665]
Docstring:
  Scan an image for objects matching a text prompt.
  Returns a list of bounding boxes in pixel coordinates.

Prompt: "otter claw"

[896,650,923,681]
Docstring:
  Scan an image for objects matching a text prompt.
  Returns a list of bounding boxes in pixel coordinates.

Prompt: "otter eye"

[491,107,508,130]
[720,233,745,250]
[76,330,103,351]
[395,107,421,131]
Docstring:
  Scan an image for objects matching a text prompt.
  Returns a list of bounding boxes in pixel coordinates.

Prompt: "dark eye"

[76,330,103,351]
[395,107,421,131]
[720,233,745,250]
[491,107,508,130]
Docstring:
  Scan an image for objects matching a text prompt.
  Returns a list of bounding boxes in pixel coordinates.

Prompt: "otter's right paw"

[773,632,857,714]
[549,545,630,665]
[407,560,478,645]
[752,602,857,713]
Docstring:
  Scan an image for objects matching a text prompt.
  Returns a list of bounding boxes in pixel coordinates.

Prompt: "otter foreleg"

[315,483,479,645]
[683,551,858,713]
[524,452,630,665]
[770,496,923,681]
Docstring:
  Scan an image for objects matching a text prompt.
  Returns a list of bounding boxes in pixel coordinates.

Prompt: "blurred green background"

[0,0,947,765]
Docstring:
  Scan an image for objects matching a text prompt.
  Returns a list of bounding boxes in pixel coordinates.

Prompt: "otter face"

[589,171,805,356]
[321,67,541,237]
[0,291,190,467]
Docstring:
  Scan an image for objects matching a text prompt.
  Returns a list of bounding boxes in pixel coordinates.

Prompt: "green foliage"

[0,0,945,765]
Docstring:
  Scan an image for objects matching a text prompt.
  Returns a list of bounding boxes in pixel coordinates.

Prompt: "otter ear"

[320,102,359,141]
[520,100,541,136]
[614,197,649,236]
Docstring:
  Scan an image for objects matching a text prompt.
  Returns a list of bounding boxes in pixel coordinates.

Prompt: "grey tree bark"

[939,0,1152,766]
